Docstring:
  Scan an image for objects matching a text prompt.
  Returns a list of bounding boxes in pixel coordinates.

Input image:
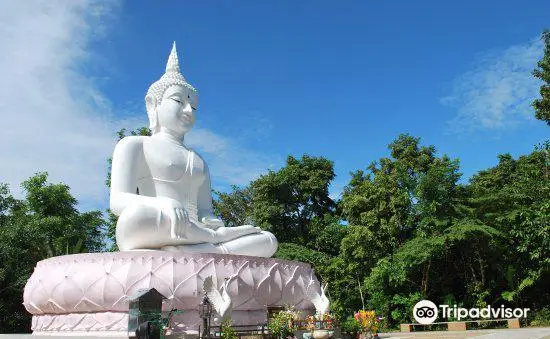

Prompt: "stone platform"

[23,251,319,336]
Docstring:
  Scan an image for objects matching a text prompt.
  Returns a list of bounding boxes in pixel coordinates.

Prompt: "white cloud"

[0,0,126,208]
[0,0,277,209]
[441,38,544,132]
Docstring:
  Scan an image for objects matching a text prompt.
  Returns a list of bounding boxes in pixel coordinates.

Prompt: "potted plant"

[305,313,335,339]
[353,310,379,339]
[268,309,299,339]
[341,317,361,339]
[220,318,238,339]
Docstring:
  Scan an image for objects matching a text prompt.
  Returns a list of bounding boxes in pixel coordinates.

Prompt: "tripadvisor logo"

[413,300,438,324]
[413,300,530,324]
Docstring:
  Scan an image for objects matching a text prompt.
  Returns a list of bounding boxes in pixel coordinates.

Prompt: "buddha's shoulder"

[188,148,207,164]
[113,135,148,153]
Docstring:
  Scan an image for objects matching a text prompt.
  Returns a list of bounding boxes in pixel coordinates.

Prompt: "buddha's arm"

[197,162,225,229]
[109,137,158,215]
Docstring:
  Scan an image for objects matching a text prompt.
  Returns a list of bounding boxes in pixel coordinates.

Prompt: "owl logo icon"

[413,300,438,324]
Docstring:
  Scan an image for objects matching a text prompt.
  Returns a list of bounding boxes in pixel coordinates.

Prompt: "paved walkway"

[379,327,550,339]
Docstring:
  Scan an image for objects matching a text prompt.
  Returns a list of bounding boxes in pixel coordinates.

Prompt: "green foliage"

[530,307,550,327]
[214,154,342,260]
[533,29,550,126]
[388,293,422,325]
[470,144,550,308]
[333,133,537,327]
[0,173,106,332]
[340,134,463,257]
[220,318,238,339]
[211,132,549,329]
[267,310,297,338]
[340,317,361,336]
[213,185,253,227]
[322,257,364,319]
[336,135,465,318]
[339,225,380,277]
[251,155,336,245]
[307,214,347,257]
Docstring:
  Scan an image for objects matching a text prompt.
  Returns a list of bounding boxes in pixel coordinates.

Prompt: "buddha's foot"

[161,231,278,257]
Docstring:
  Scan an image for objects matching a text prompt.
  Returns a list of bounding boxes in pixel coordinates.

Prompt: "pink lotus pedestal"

[23,251,319,336]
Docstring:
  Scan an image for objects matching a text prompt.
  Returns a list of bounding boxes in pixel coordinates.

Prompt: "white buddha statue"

[109,42,278,257]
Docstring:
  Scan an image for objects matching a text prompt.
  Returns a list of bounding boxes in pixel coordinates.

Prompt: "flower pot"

[312,330,331,339]
[358,332,374,339]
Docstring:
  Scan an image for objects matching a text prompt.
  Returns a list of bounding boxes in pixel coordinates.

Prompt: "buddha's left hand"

[201,216,225,230]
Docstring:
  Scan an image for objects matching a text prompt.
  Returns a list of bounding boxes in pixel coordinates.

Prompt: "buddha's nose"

[182,102,193,113]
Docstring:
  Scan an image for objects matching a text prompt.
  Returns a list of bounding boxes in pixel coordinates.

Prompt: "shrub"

[341,317,361,336]
[531,308,550,327]
[268,310,298,339]
[220,318,237,339]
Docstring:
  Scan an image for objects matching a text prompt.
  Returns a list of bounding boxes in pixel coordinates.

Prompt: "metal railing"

[198,319,339,338]
[200,323,271,339]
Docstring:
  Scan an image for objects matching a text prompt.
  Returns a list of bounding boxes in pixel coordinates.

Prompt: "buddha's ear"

[145,94,158,131]
[145,94,157,115]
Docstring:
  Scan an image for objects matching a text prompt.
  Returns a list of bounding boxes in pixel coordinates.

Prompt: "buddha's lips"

[181,114,193,122]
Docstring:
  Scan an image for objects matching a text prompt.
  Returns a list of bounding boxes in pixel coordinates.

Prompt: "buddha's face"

[156,85,196,135]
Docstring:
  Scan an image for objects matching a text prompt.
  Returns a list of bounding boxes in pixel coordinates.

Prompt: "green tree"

[0,173,106,332]
[340,134,464,266]
[307,214,347,257]
[251,155,336,245]
[334,134,498,324]
[363,220,501,326]
[213,185,253,227]
[321,256,366,318]
[533,29,550,126]
[469,144,550,308]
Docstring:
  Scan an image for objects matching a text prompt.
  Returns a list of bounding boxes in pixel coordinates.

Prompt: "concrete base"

[508,318,521,329]
[23,251,319,336]
[400,324,412,332]
[447,322,467,331]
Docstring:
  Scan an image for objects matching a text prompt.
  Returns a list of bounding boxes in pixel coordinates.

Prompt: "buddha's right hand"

[156,197,189,239]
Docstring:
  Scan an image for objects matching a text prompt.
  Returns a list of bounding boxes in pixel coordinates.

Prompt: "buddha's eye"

[171,97,182,104]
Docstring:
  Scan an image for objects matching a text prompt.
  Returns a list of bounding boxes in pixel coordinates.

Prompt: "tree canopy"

[250,155,337,245]
[0,173,105,332]
[533,30,550,125]
[214,135,549,328]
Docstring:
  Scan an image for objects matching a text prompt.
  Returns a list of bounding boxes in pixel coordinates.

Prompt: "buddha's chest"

[143,140,206,185]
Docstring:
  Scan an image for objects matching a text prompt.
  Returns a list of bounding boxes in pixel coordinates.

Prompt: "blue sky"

[1,1,548,210]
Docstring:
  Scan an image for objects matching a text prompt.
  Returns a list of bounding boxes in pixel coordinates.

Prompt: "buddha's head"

[145,42,199,135]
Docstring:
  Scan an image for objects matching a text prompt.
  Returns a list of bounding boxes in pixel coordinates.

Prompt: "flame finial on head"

[166,41,180,74]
